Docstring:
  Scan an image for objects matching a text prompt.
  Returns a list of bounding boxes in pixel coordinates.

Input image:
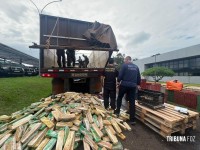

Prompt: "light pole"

[151,53,160,82]
[29,0,62,74]
[151,53,160,67]
[29,0,62,14]
[41,0,62,14]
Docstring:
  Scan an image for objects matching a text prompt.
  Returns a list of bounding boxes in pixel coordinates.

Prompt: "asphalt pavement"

[121,119,199,150]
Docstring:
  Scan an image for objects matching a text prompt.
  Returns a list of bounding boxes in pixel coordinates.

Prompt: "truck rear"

[30,14,118,94]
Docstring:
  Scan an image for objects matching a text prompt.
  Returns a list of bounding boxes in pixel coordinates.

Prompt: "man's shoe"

[114,110,120,117]
[126,110,130,114]
[110,107,115,110]
[129,121,136,126]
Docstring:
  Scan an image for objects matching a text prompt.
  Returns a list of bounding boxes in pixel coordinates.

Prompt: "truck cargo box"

[37,14,118,70]
[29,14,118,94]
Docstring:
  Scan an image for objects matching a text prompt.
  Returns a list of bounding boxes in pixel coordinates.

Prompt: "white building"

[134,44,200,84]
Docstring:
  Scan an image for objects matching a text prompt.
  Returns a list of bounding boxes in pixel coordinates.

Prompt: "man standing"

[102,58,118,110]
[115,56,141,125]
[66,49,75,67]
[56,49,66,68]
[82,54,89,68]
[78,56,83,68]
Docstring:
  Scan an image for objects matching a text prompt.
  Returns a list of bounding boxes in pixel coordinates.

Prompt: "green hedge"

[166,90,174,102]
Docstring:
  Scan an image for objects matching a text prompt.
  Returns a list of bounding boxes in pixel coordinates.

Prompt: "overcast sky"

[0,0,200,59]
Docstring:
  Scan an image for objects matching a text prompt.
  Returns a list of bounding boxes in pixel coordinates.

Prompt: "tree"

[141,67,175,83]
[114,53,125,71]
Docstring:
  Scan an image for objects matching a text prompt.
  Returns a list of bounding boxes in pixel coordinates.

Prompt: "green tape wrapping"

[39,124,47,130]
[74,142,79,149]
[64,126,70,143]
[46,130,58,138]
[48,112,53,120]
[112,141,123,150]
[43,138,57,150]
[69,103,80,109]
[90,127,101,142]
[61,107,66,113]
[79,124,93,139]
[93,115,100,127]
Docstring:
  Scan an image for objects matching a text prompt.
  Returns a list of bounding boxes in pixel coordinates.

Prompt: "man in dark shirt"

[78,56,83,68]
[115,56,141,125]
[82,54,89,68]
[102,58,118,110]
[66,49,75,67]
[56,49,66,68]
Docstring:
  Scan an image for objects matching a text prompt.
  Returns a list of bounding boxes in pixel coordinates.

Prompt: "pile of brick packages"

[0,92,132,150]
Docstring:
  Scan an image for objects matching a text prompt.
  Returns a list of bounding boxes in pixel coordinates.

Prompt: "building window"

[190,58,196,69]
[183,59,189,68]
[174,61,178,69]
[191,58,196,63]
[164,62,169,68]
[169,61,173,69]
[174,73,178,76]
[179,72,184,76]
[179,60,184,68]
[196,57,200,68]
[145,56,200,76]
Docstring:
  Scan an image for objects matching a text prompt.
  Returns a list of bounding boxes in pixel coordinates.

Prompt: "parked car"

[24,67,36,76]
[0,65,24,77]
[9,66,25,76]
[0,60,25,77]
[0,60,9,77]
[34,67,39,75]
[0,66,7,77]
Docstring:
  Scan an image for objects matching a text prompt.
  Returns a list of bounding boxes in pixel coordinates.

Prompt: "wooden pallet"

[135,109,183,137]
[164,103,199,131]
[135,101,199,138]
[164,103,199,120]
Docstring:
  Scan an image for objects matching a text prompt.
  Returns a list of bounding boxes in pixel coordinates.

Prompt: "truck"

[30,14,118,94]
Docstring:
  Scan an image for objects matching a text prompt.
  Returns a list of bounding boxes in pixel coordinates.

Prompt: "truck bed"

[41,67,104,78]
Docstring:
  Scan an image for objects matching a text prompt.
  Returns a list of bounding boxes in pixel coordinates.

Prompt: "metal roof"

[0,43,39,67]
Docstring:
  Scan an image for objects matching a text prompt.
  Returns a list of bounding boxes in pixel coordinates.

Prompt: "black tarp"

[83,21,117,49]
